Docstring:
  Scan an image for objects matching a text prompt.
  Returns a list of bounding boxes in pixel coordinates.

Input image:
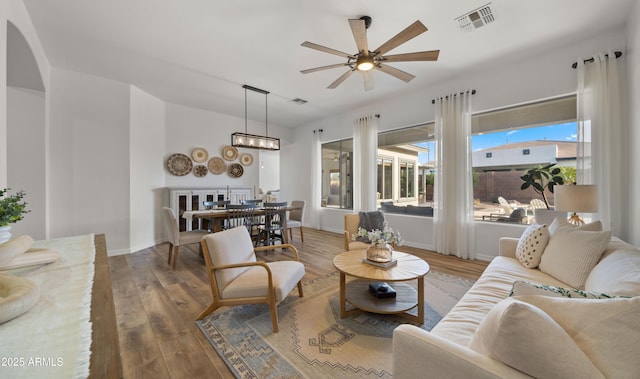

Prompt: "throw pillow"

[514,295,640,378]
[538,227,611,288]
[585,248,640,297]
[548,218,603,236]
[509,280,621,299]
[515,224,549,268]
[356,211,385,242]
[468,298,603,379]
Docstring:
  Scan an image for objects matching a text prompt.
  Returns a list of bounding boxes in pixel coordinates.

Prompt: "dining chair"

[241,199,263,206]
[162,207,210,269]
[197,226,305,332]
[287,200,305,242]
[259,202,288,246]
[203,200,230,209]
[225,204,256,233]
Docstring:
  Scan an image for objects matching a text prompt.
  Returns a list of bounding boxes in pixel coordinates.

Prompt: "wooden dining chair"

[198,226,305,332]
[259,202,288,246]
[162,207,209,269]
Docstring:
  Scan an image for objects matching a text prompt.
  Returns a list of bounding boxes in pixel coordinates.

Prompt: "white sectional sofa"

[393,224,640,378]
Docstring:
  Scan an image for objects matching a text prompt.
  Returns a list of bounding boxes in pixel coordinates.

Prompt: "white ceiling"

[21,0,634,128]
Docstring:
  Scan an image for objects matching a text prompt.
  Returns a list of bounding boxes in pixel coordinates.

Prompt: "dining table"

[181,206,300,244]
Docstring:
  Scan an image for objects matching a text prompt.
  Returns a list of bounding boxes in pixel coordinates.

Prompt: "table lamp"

[553,184,598,225]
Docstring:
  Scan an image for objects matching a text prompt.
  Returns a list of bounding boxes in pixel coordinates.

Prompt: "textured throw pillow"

[515,295,640,378]
[539,227,611,288]
[468,298,603,379]
[515,224,549,268]
[509,280,621,299]
[548,218,603,236]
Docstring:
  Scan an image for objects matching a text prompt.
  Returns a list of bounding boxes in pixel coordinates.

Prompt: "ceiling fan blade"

[301,63,351,74]
[373,20,428,56]
[376,64,416,83]
[348,19,369,55]
[381,50,440,62]
[327,69,354,89]
[363,71,374,91]
[301,41,353,59]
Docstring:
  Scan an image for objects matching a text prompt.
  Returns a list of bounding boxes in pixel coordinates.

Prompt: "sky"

[417,122,577,164]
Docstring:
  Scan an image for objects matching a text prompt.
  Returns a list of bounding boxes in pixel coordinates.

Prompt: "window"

[471,95,578,223]
[399,160,415,199]
[377,157,393,200]
[321,139,353,209]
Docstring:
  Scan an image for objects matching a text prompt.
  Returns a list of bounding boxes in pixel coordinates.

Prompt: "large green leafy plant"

[0,188,29,226]
[520,164,565,209]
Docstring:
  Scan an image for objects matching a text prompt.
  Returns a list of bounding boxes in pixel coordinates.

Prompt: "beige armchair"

[198,226,305,332]
[344,213,369,251]
[162,207,209,269]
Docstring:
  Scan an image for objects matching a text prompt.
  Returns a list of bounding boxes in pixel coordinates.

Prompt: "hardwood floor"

[108,228,488,378]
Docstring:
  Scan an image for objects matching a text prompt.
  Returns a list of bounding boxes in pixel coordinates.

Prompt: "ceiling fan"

[300,16,439,91]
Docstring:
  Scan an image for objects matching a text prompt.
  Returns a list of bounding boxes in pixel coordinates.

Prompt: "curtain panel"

[577,51,628,238]
[433,92,475,259]
[353,115,378,212]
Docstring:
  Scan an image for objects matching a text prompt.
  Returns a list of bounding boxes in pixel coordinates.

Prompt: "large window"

[377,157,393,200]
[471,95,578,223]
[321,139,353,209]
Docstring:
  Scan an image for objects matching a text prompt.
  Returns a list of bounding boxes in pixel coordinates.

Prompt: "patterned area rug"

[196,270,474,378]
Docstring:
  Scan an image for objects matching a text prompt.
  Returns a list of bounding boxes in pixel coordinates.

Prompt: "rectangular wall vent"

[292,98,308,105]
[456,3,495,32]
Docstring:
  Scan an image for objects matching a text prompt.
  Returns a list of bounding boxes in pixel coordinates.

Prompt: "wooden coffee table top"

[333,249,430,282]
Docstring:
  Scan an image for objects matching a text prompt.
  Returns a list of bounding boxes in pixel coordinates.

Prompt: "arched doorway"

[6,21,46,239]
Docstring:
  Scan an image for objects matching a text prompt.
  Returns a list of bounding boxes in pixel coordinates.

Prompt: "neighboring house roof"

[477,140,577,159]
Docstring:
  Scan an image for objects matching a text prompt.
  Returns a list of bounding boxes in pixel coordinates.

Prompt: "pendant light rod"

[242,84,270,95]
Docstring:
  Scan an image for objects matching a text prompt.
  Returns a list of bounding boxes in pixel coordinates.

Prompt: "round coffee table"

[333,249,430,324]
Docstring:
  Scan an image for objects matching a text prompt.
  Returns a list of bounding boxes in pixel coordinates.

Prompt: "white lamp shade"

[554,185,598,213]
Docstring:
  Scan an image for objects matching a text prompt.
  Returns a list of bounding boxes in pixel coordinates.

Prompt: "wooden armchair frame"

[198,238,304,332]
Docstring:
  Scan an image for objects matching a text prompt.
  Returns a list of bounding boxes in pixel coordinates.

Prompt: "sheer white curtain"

[577,52,627,238]
[433,92,475,259]
[353,115,378,212]
[310,129,322,228]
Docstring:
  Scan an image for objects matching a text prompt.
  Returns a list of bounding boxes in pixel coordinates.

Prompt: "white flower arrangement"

[353,221,403,246]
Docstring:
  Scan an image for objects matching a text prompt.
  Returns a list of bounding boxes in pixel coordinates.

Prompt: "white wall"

[48,67,131,252]
[7,87,46,239]
[284,27,630,260]
[626,1,640,246]
[129,86,166,253]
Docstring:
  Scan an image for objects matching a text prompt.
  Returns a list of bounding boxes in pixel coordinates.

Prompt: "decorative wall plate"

[240,153,253,166]
[208,157,226,175]
[191,147,208,163]
[167,153,193,176]
[193,165,208,177]
[227,163,244,178]
[222,145,238,161]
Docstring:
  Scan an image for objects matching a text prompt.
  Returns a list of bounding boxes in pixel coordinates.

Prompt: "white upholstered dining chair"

[162,207,209,269]
[198,226,305,332]
[286,200,305,242]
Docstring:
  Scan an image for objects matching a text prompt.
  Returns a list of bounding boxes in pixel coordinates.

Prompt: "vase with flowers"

[353,222,403,263]
[0,188,29,243]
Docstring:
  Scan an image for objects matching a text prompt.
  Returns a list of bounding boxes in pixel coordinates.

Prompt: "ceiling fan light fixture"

[356,55,374,71]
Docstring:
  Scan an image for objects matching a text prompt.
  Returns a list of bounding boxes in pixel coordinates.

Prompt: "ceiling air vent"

[456,3,495,32]
[292,98,308,105]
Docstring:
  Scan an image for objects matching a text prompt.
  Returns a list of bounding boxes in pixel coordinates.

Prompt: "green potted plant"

[0,188,29,243]
[520,163,565,209]
[520,164,567,224]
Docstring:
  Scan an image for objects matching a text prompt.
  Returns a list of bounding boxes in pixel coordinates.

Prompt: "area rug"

[196,270,474,379]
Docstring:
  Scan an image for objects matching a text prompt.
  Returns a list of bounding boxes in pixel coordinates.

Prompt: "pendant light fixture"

[231,84,280,151]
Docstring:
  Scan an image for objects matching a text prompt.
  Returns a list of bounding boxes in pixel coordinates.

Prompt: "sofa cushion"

[515,224,549,268]
[509,280,620,299]
[539,226,611,289]
[431,256,569,347]
[585,248,640,297]
[468,298,604,379]
[515,295,640,378]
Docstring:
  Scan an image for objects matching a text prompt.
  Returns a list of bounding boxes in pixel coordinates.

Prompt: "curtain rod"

[431,89,476,104]
[571,51,622,69]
